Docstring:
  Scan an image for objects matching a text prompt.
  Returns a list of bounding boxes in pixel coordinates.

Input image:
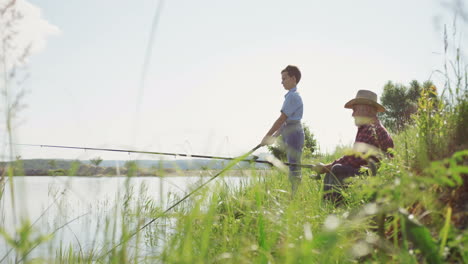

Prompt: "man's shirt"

[332,120,394,169]
[281,87,303,120]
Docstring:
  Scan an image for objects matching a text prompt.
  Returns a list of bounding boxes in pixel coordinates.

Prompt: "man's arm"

[260,112,288,146]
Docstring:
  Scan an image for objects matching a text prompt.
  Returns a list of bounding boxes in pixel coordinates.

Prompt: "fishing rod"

[16,143,318,169]
[97,144,263,260]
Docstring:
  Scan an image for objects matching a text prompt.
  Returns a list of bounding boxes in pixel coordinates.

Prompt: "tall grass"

[153,148,466,263]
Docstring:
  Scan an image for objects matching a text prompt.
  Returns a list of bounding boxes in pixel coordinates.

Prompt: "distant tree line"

[379,80,437,132]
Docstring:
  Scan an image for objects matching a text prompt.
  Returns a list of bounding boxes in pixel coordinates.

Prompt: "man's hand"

[314,162,331,174]
[260,135,276,146]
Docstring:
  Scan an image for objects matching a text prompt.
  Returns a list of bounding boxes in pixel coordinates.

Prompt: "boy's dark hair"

[281,65,301,83]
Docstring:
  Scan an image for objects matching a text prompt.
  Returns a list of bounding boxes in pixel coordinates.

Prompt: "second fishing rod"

[17,143,319,169]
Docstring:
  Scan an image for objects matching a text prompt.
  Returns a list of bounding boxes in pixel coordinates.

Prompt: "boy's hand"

[260,136,276,146]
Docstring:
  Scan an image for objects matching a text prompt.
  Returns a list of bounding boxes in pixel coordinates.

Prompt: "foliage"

[413,85,449,169]
[67,160,82,176]
[47,159,57,169]
[90,156,103,167]
[125,160,138,176]
[303,124,318,160]
[0,220,52,263]
[379,80,434,132]
[48,168,66,176]
[267,137,287,161]
[452,93,468,149]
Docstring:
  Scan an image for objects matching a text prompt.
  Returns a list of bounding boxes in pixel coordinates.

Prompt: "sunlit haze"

[2,0,466,161]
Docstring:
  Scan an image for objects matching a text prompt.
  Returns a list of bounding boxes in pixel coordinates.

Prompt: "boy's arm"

[261,112,288,146]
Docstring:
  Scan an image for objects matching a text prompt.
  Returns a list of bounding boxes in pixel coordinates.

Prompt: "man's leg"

[323,164,359,202]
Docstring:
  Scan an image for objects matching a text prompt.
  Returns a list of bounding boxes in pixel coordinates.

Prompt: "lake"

[0,175,250,261]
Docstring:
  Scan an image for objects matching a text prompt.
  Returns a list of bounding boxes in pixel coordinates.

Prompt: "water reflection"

[0,175,247,260]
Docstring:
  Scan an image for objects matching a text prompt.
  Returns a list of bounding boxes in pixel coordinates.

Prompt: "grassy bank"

[153,154,467,263]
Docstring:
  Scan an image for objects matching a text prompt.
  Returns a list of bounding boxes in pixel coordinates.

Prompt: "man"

[315,90,394,202]
[261,65,304,194]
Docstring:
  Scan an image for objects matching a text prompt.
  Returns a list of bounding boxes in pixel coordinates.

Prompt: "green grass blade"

[400,210,442,264]
[439,207,452,256]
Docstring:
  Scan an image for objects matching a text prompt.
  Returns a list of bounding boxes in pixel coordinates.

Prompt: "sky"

[1,0,466,161]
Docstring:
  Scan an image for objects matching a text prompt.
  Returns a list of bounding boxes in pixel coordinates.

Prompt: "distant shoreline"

[5,169,272,177]
[1,159,270,177]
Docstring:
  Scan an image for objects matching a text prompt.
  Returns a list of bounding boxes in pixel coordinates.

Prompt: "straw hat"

[344,90,385,112]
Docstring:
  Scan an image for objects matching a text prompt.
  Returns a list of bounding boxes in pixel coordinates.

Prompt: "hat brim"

[344,98,385,112]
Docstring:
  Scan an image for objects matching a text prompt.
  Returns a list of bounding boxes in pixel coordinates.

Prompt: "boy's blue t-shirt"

[281,87,303,121]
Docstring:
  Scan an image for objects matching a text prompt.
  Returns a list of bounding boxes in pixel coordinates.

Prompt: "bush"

[267,123,317,162]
